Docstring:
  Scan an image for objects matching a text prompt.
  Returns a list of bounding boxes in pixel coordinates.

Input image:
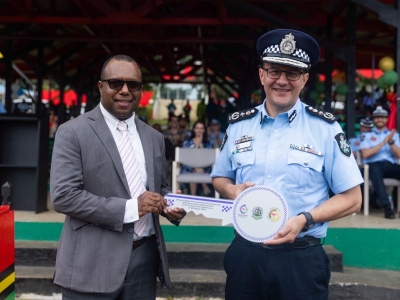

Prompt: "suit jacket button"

[127,228,134,234]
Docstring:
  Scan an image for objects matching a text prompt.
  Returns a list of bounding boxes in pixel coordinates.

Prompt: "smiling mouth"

[273,88,291,92]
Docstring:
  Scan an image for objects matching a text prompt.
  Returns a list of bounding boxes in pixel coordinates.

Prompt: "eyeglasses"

[260,67,304,81]
[102,79,143,92]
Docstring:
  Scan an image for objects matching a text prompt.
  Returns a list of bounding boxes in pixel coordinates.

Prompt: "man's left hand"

[163,190,187,222]
[262,215,306,245]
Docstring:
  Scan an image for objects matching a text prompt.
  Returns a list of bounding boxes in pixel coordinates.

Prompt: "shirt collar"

[259,98,301,127]
[371,126,387,134]
[100,102,137,134]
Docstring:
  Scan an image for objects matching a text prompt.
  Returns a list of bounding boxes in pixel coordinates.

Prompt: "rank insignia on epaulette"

[305,106,337,123]
[220,133,228,151]
[228,108,259,124]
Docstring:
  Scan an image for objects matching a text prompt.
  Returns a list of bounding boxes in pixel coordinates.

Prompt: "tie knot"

[117,121,128,132]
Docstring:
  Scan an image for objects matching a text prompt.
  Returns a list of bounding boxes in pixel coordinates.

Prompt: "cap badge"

[280,33,296,55]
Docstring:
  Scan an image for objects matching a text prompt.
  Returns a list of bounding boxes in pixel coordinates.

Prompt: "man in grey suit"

[50,54,186,299]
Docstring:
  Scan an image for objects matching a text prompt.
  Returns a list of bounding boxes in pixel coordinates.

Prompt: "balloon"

[382,70,398,86]
[336,83,348,95]
[379,57,395,72]
[315,82,325,93]
[309,91,319,101]
[376,76,386,89]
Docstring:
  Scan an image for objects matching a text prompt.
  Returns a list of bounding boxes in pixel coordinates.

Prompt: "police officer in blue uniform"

[360,106,400,219]
[211,29,363,300]
[349,118,374,153]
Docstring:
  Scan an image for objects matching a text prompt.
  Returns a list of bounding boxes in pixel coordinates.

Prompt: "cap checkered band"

[263,44,310,68]
[264,45,280,54]
[293,49,309,61]
[263,45,310,62]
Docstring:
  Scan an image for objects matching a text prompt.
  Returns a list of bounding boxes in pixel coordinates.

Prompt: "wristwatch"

[297,211,315,232]
[388,140,395,145]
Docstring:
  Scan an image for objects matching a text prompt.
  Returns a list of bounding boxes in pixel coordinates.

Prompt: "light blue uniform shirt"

[360,127,400,164]
[211,99,363,238]
[349,135,363,153]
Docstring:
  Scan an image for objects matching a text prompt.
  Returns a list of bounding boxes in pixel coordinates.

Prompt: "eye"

[269,69,280,75]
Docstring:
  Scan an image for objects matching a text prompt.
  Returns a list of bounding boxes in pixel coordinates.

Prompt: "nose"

[119,82,130,94]
[276,71,290,84]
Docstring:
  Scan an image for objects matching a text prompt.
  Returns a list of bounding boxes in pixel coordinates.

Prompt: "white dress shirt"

[100,103,155,239]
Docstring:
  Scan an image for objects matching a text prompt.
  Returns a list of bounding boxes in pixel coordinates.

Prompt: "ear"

[98,81,103,95]
[259,68,265,85]
[301,73,309,89]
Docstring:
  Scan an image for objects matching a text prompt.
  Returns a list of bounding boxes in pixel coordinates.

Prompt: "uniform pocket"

[231,151,255,183]
[284,150,323,192]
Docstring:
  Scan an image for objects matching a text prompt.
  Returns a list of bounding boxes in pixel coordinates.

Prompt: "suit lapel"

[136,118,155,191]
[88,105,131,196]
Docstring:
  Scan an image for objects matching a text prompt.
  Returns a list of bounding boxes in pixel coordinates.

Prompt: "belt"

[235,233,321,249]
[132,235,154,249]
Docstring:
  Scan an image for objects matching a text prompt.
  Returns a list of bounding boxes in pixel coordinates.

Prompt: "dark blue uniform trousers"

[224,236,330,300]
[368,161,400,208]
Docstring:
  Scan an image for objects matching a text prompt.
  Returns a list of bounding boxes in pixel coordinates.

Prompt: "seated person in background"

[178,114,191,140]
[208,119,225,148]
[153,123,175,161]
[349,117,374,154]
[181,120,213,196]
[360,106,400,219]
[163,115,186,148]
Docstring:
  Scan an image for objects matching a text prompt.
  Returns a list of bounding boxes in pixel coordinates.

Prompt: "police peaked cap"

[359,118,374,128]
[257,29,320,69]
[372,106,388,118]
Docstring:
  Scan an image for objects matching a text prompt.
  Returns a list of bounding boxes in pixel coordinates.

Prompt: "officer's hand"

[163,190,187,221]
[388,130,396,142]
[138,191,168,216]
[262,215,306,245]
[228,182,255,200]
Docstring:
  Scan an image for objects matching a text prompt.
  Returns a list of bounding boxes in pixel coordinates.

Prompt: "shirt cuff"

[123,198,139,223]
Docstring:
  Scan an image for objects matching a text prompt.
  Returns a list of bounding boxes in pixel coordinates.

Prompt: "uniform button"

[304,161,309,166]
[237,162,241,166]
[274,130,278,133]
[270,151,274,154]
[267,175,271,179]
[127,228,134,234]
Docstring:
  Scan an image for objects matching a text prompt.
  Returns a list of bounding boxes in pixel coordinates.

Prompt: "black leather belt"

[235,233,321,249]
[132,235,155,249]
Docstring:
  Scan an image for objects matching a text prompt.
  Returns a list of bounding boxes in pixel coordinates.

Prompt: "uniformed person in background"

[349,117,374,165]
[211,29,363,300]
[360,106,400,219]
[349,117,374,154]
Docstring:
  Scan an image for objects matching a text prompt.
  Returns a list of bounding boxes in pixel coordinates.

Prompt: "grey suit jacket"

[50,105,173,293]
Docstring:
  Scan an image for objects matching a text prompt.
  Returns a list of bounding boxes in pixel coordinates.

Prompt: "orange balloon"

[379,57,395,71]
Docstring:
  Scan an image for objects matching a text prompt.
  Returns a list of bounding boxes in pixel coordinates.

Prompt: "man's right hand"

[137,191,168,216]
[227,182,255,200]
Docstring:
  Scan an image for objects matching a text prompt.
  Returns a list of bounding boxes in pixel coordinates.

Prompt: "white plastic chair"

[358,151,400,216]
[172,147,220,198]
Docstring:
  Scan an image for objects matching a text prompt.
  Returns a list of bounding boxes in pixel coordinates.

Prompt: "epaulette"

[305,106,337,124]
[227,107,259,124]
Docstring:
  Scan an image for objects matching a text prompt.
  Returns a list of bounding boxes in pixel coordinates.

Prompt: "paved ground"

[17,296,222,300]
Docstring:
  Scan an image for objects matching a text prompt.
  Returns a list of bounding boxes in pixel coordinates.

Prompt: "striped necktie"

[117,121,148,237]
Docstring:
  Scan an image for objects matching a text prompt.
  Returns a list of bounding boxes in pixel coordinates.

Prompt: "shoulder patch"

[227,107,259,124]
[335,133,352,157]
[305,106,337,124]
